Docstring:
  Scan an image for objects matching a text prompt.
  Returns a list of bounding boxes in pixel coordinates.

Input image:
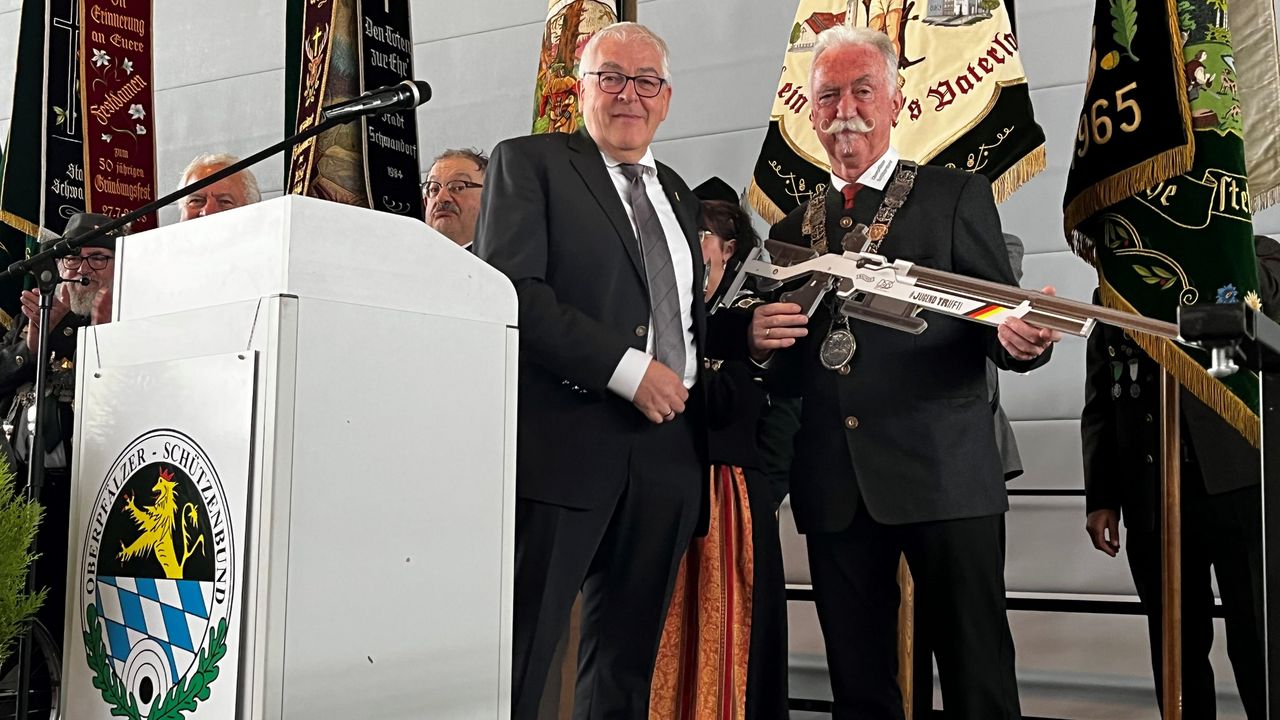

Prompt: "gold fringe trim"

[746,179,786,226]
[1099,278,1260,447]
[1253,184,1280,214]
[991,144,1046,204]
[0,210,40,240]
[0,310,13,332]
[1069,228,1099,269]
[1065,0,1195,237]
[1063,144,1194,237]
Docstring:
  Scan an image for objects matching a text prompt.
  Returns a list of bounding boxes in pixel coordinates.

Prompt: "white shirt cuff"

[607,348,651,401]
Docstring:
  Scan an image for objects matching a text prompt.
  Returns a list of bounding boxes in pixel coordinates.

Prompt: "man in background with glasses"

[0,212,125,674]
[422,148,487,251]
[477,21,707,720]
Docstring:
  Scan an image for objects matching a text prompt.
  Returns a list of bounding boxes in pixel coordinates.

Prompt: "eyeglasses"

[60,254,113,271]
[423,180,483,199]
[583,71,668,98]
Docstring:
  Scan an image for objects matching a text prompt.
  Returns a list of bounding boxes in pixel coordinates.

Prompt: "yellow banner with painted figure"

[750,0,1046,222]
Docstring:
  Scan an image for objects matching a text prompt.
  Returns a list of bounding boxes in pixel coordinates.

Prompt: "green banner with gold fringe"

[531,0,625,135]
[0,0,64,325]
[1065,0,1262,443]
[747,0,1046,223]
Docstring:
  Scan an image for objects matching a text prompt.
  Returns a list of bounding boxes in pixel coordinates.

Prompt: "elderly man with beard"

[747,26,1059,719]
[0,212,123,667]
[423,148,487,250]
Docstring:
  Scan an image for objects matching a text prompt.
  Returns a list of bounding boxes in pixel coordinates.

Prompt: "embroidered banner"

[1232,0,1280,210]
[79,0,158,231]
[1064,0,1262,442]
[0,0,48,312]
[748,0,1046,223]
[288,0,419,214]
[287,0,344,199]
[357,0,422,218]
[531,0,624,135]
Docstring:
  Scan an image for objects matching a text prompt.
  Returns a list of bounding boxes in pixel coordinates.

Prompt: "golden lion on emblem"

[118,467,206,580]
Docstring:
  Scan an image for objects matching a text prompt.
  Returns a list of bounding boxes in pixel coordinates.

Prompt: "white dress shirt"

[599,149,698,400]
[829,145,900,193]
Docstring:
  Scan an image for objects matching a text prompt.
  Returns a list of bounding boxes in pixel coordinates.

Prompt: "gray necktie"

[619,164,685,377]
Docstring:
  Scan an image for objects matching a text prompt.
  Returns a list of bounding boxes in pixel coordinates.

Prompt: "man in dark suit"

[748,26,1059,719]
[1081,235,1280,719]
[0,213,123,669]
[476,22,705,720]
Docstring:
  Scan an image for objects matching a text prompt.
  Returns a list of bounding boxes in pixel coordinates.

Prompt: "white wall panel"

[412,2,545,45]
[152,2,283,91]
[999,84,1087,256]
[643,0,796,143]
[152,70,285,197]
[1006,495,1136,594]
[1017,0,1092,90]
[651,126,766,199]
[1008,418,1083,490]
[412,23,542,166]
[0,8,19,123]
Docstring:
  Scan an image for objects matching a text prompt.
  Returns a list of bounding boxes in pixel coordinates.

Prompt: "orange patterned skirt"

[649,464,755,720]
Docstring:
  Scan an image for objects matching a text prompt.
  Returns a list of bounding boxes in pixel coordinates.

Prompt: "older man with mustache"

[424,148,487,251]
[747,26,1059,719]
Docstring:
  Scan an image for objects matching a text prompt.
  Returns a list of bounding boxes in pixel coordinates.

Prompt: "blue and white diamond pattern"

[95,576,213,682]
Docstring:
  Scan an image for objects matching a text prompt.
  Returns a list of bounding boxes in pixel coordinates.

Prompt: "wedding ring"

[664,411,675,420]
[765,327,772,337]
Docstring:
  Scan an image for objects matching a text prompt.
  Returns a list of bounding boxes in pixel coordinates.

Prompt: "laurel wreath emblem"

[83,604,228,719]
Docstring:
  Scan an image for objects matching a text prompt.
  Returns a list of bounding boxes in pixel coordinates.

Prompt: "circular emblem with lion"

[79,430,233,718]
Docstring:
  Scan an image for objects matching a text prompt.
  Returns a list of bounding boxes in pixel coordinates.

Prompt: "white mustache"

[819,116,875,134]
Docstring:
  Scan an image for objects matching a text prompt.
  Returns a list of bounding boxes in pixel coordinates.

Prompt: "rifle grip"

[780,272,833,317]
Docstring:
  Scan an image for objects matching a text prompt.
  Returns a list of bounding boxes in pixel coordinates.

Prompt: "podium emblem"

[78,430,235,719]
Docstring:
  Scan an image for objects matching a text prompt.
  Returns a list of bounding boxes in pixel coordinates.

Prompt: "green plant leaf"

[1110,0,1140,62]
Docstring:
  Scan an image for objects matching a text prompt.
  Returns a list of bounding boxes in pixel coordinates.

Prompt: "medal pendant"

[820,328,857,370]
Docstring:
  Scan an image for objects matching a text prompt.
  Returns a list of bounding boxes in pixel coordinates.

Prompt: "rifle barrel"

[909,266,1180,340]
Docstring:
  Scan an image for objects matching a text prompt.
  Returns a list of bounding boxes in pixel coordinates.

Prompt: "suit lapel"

[567,130,644,279]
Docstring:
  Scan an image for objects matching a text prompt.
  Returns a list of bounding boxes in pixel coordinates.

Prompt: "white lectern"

[59,196,517,719]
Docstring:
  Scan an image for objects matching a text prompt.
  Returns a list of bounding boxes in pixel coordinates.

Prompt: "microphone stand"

[0,113,353,283]
[7,86,410,719]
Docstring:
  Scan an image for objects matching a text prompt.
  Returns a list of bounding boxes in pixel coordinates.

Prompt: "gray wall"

[2,1,1278,716]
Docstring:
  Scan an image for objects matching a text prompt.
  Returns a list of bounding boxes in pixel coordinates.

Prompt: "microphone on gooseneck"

[321,79,432,122]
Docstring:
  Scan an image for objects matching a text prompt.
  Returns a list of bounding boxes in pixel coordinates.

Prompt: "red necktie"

[841,184,858,210]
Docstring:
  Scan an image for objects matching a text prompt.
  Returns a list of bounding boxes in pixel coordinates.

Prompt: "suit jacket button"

[844,416,859,430]
[1145,413,1153,423]
[1145,454,1154,464]
[13,355,22,366]
[63,327,74,337]
[839,217,853,229]
[635,325,648,337]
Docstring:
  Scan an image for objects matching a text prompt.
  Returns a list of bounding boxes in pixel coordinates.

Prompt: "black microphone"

[321,79,431,121]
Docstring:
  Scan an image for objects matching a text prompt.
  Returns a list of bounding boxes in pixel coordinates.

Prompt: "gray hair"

[178,153,262,204]
[580,21,671,81]
[810,26,898,90]
[429,148,489,174]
